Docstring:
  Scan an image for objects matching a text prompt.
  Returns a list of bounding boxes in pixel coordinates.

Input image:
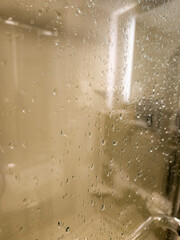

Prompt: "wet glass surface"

[0,0,180,239]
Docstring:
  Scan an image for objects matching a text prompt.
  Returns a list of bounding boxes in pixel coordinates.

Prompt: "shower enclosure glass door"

[0,0,179,239]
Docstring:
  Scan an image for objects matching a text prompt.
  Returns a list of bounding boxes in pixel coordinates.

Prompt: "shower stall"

[0,0,179,239]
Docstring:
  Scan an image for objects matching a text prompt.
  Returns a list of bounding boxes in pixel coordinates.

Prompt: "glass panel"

[0,1,179,240]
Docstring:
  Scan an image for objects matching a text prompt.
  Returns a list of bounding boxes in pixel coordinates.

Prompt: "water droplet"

[33,176,38,185]
[9,142,15,150]
[60,130,67,137]
[120,113,122,120]
[38,9,42,16]
[136,113,140,119]
[101,139,106,145]
[22,142,27,149]
[53,89,56,96]
[75,7,83,16]
[90,163,94,170]
[8,163,15,168]
[23,198,28,206]
[56,11,61,20]
[37,207,41,212]
[112,140,118,146]
[110,159,113,166]
[101,204,105,211]
[58,221,61,229]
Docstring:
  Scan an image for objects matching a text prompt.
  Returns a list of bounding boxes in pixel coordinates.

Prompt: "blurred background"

[0,0,180,239]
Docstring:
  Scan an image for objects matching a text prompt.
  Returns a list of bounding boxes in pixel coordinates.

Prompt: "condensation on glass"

[0,0,180,240]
